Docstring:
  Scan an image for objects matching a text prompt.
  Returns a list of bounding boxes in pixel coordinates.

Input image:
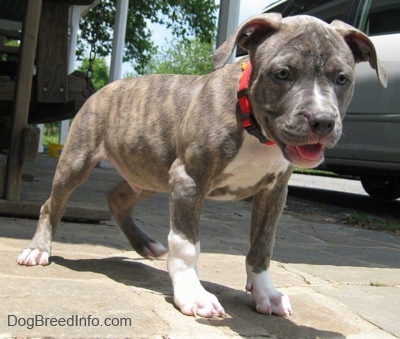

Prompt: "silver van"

[262,0,400,200]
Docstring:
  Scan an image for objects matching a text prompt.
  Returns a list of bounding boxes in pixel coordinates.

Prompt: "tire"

[360,176,400,200]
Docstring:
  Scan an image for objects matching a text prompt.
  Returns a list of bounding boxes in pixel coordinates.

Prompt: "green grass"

[342,212,400,234]
[293,168,338,177]
[370,281,394,287]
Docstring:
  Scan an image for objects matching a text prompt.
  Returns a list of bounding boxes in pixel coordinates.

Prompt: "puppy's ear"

[330,20,388,88]
[213,13,282,70]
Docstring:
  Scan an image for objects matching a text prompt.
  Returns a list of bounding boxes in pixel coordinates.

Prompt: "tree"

[78,0,218,74]
[136,37,214,76]
[78,57,110,90]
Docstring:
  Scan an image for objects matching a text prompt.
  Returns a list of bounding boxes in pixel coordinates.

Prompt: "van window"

[357,0,400,35]
[264,0,354,23]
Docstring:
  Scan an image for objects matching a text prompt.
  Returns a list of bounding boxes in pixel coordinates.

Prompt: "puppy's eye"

[275,69,290,81]
[336,74,349,85]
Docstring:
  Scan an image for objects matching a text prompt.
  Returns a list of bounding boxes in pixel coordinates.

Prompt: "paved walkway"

[0,155,399,338]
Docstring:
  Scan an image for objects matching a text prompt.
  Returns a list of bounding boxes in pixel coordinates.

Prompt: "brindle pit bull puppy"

[17,14,387,317]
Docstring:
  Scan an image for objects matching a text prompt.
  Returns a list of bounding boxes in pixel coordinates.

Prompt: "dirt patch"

[285,193,400,235]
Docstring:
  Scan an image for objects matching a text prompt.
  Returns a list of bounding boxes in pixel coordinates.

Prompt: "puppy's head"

[214,14,387,168]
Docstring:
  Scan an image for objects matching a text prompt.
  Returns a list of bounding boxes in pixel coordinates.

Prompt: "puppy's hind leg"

[106,180,167,258]
[17,148,98,266]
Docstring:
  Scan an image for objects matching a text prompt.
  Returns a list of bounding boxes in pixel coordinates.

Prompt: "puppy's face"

[249,17,356,168]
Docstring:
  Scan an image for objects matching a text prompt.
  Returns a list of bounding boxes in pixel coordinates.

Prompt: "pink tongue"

[295,144,324,160]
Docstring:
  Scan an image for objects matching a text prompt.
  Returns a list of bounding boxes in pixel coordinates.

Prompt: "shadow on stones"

[52,255,344,338]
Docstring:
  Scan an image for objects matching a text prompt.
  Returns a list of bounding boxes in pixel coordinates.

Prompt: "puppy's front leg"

[168,159,225,318]
[246,169,293,316]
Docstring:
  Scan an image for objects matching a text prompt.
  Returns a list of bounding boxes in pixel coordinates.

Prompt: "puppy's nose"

[307,112,335,135]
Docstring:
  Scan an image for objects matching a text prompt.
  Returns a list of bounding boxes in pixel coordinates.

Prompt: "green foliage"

[135,37,214,76]
[42,134,59,146]
[42,122,60,146]
[5,39,19,47]
[44,122,60,136]
[78,57,110,90]
[78,0,218,74]
[1,39,19,61]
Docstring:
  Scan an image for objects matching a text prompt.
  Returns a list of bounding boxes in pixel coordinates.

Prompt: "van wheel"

[360,176,400,200]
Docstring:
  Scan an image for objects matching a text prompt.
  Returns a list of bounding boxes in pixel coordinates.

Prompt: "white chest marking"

[210,133,289,200]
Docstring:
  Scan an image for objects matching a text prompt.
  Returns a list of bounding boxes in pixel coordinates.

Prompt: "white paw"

[173,270,226,318]
[246,265,292,316]
[168,232,226,317]
[17,248,50,266]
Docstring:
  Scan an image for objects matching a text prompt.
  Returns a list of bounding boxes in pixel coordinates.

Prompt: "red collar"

[237,62,274,145]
